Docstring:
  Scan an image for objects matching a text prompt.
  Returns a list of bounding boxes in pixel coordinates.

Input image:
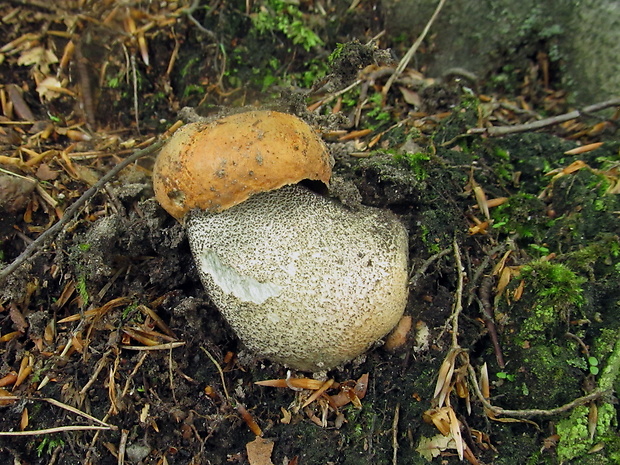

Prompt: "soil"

[1,2,620,465]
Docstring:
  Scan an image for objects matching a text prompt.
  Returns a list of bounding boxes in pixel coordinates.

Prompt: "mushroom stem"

[187,185,409,372]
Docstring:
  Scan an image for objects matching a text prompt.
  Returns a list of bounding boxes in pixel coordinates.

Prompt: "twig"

[0,138,165,284]
[467,365,605,419]
[42,397,112,427]
[0,396,114,428]
[466,238,515,308]
[0,425,112,436]
[392,403,400,465]
[169,345,178,405]
[75,42,96,127]
[121,341,186,351]
[409,246,452,288]
[131,54,140,135]
[118,429,129,465]
[478,275,505,368]
[121,352,149,398]
[468,97,620,136]
[310,78,363,112]
[183,0,217,39]
[80,350,113,395]
[451,237,464,349]
[382,0,448,98]
[200,347,230,401]
[86,352,149,464]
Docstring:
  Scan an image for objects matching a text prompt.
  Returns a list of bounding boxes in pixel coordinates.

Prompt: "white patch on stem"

[198,249,282,304]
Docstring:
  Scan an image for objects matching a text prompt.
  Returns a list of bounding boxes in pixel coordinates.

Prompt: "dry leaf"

[246,436,275,465]
[9,303,28,333]
[416,434,455,461]
[0,388,16,406]
[399,86,422,107]
[35,163,59,181]
[17,46,58,74]
[36,76,63,101]
[280,407,292,424]
[20,407,29,430]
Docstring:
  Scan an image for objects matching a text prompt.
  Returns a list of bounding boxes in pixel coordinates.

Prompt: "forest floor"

[1,2,619,465]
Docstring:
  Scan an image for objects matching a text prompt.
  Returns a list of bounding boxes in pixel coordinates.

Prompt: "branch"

[468,364,606,419]
[0,138,165,284]
[468,97,620,137]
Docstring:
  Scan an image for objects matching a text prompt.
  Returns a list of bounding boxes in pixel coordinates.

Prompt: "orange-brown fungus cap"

[153,110,332,220]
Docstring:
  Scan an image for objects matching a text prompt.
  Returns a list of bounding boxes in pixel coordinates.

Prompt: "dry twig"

[409,246,452,288]
[468,97,620,136]
[478,275,505,368]
[200,347,231,401]
[0,138,166,284]
[382,0,448,98]
[392,403,400,465]
[450,237,464,349]
[468,365,605,419]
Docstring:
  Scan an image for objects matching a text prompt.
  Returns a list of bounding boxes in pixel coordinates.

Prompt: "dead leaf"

[20,407,29,430]
[35,163,59,181]
[416,434,455,461]
[36,76,63,101]
[0,388,16,406]
[9,303,28,333]
[246,436,275,465]
[17,46,58,74]
[399,86,422,107]
[279,407,292,424]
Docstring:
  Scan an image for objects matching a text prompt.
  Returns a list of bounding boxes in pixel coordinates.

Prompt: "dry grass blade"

[255,378,325,390]
[138,305,176,338]
[448,405,464,461]
[58,296,131,324]
[302,379,334,408]
[564,142,603,155]
[473,184,490,222]
[200,347,230,401]
[121,342,185,351]
[433,348,460,406]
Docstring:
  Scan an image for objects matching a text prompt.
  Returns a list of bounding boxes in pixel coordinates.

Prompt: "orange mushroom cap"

[153,110,333,220]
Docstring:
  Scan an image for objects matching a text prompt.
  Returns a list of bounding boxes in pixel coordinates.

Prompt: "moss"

[489,423,548,465]
[489,133,575,194]
[556,403,618,464]
[556,405,592,462]
[517,261,585,341]
[520,344,582,409]
[491,192,552,245]
[393,151,431,181]
[251,0,324,52]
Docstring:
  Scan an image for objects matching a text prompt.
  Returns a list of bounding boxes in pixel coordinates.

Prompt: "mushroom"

[153,110,409,372]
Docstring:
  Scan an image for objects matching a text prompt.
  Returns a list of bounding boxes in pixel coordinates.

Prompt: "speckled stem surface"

[187,185,409,372]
